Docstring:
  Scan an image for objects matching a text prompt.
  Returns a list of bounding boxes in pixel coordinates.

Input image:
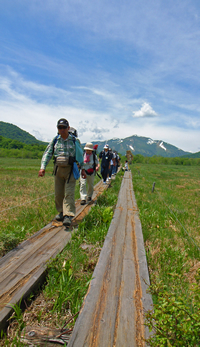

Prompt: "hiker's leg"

[109,165,113,178]
[80,175,87,201]
[104,166,109,182]
[63,167,76,217]
[54,167,65,212]
[102,169,107,182]
[87,173,95,198]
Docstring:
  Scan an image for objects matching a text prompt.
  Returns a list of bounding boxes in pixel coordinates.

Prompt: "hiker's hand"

[38,169,45,177]
[96,165,100,171]
[81,169,87,179]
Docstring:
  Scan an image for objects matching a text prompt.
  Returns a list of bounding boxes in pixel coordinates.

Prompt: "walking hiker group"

[38,118,119,227]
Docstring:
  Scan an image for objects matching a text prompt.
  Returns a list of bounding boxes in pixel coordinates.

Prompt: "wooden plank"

[68,171,153,347]
[0,226,69,304]
[0,225,62,283]
[0,178,110,330]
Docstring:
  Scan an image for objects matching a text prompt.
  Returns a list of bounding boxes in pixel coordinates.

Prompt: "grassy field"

[131,163,200,346]
[0,158,123,346]
[0,158,99,257]
[0,159,200,346]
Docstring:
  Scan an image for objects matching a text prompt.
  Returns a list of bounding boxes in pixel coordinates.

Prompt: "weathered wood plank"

[0,178,109,330]
[68,171,153,347]
[0,226,70,304]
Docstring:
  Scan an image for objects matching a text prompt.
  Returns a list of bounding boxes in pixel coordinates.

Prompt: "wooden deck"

[68,171,153,347]
[0,179,109,330]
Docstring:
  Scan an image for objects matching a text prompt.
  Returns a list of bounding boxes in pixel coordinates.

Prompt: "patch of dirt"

[0,292,73,347]
[184,260,200,284]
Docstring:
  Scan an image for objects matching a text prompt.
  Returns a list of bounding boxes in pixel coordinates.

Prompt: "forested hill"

[181,151,200,158]
[0,121,47,145]
[0,135,47,159]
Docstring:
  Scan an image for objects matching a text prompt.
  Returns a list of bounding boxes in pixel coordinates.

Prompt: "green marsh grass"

[2,159,200,345]
[0,158,99,257]
[131,164,200,346]
[0,160,123,346]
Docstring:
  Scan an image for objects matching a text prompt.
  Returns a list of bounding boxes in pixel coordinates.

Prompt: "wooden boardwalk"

[0,179,109,330]
[68,171,153,347]
[1,171,153,346]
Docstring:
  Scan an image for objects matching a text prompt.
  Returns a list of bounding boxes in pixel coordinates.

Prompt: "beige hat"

[84,142,93,151]
[104,144,109,149]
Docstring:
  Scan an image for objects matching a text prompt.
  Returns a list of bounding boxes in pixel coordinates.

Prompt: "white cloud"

[32,130,45,141]
[132,102,159,118]
[0,67,200,153]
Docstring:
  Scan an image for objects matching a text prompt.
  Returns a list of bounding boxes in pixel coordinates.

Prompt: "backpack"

[68,127,78,138]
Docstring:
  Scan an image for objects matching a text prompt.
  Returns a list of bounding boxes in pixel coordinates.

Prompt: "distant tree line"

[129,154,200,166]
[0,136,46,159]
[1,135,200,165]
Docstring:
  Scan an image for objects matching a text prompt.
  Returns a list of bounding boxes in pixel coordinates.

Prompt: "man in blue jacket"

[99,144,113,184]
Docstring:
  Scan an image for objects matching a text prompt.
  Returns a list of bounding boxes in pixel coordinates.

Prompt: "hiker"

[111,149,116,177]
[125,160,129,171]
[108,148,115,181]
[38,118,85,227]
[80,142,100,205]
[99,144,113,184]
[114,151,120,174]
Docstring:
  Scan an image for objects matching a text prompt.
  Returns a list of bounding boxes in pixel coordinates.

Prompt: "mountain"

[85,135,192,157]
[0,121,47,145]
[0,121,196,157]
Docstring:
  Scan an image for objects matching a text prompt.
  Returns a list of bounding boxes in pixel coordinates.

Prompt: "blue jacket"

[99,150,113,168]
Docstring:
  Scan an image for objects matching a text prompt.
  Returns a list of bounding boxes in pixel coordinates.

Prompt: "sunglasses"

[58,126,67,129]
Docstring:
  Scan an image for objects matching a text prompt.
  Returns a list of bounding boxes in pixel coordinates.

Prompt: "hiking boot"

[87,197,92,202]
[81,200,86,205]
[63,216,72,227]
[55,212,63,221]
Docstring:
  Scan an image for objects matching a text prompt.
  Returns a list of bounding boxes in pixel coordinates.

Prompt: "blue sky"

[0,0,200,152]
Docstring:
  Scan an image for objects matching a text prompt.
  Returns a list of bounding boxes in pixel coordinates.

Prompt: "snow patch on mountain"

[129,145,134,151]
[159,142,167,151]
[147,138,155,145]
[111,137,120,141]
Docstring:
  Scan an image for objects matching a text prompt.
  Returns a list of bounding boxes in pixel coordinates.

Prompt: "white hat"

[84,142,93,151]
[104,144,109,149]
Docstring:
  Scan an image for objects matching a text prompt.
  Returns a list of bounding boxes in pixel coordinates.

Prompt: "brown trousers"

[54,165,76,217]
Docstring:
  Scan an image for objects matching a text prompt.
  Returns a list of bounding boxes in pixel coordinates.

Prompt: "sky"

[0,0,200,153]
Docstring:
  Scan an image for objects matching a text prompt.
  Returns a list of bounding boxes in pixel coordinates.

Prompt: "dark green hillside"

[181,151,200,159]
[0,121,47,145]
